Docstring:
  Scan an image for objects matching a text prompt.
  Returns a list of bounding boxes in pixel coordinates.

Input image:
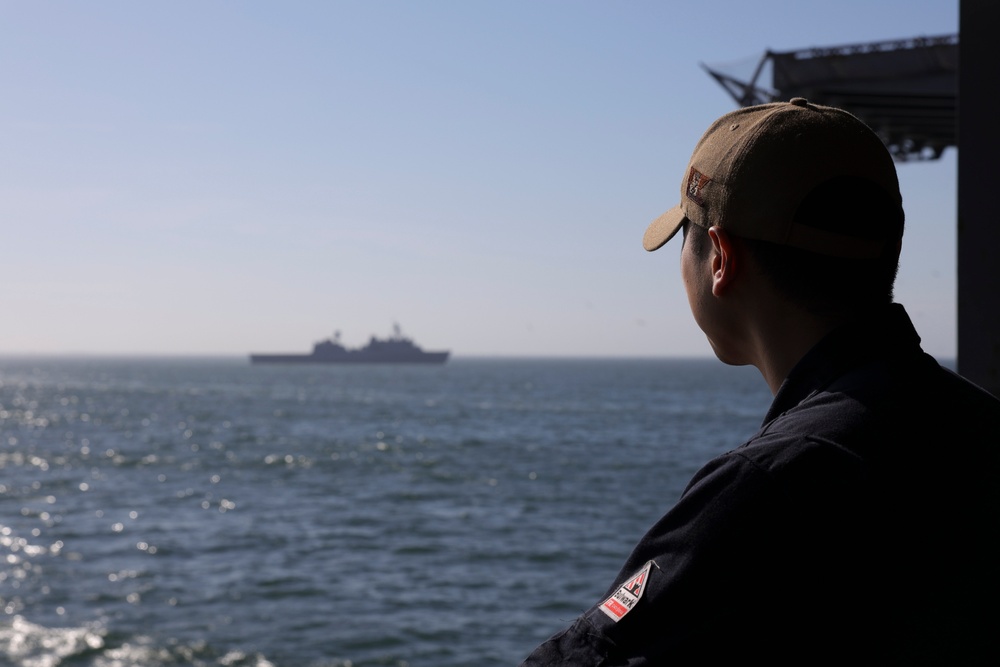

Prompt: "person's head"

[645,98,905,320]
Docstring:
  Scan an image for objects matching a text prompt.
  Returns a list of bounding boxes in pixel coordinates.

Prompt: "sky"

[1,1,959,358]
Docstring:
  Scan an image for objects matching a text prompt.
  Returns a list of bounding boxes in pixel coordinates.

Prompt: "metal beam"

[958,0,1000,396]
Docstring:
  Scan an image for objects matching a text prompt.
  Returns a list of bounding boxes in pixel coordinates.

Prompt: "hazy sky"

[2,1,959,358]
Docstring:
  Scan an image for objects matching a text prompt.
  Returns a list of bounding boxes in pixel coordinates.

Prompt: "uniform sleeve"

[519,450,794,666]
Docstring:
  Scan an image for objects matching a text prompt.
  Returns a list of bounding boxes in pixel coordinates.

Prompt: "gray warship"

[250,325,449,365]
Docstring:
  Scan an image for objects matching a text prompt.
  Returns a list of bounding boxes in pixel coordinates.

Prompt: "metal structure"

[958,0,1000,397]
[704,34,958,162]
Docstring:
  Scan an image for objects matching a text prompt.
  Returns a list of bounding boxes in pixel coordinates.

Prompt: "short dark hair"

[691,176,905,317]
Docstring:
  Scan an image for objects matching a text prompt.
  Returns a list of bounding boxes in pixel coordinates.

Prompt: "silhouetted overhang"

[705,34,958,161]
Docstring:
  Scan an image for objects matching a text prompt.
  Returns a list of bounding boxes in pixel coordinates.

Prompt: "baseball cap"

[642,98,902,259]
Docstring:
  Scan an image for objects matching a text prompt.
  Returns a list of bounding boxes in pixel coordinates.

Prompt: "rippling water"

[0,357,771,666]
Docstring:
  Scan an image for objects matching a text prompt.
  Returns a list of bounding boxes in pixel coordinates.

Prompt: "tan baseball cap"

[643,98,902,259]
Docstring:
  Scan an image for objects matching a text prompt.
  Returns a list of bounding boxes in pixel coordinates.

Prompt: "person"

[520,98,1000,665]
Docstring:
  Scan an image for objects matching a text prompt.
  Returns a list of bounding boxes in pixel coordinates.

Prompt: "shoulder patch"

[598,560,654,622]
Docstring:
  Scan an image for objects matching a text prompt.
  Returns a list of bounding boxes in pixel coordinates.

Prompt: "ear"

[707,226,738,297]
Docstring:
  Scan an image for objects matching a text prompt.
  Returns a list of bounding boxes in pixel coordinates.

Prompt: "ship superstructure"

[250,325,449,364]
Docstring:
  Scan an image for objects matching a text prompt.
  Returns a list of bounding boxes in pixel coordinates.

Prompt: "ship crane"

[702,34,957,162]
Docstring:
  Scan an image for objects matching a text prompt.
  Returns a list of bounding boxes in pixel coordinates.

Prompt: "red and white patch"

[598,560,654,622]
[685,168,712,207]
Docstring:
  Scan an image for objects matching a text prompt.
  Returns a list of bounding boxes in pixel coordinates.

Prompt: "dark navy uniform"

[521,305,1000,665]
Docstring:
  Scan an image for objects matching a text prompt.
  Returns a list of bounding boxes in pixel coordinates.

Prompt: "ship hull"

[249,351,449,365]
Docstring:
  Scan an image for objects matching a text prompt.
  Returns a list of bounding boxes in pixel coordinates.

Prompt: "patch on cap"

[598,560,654,622]
[685,168,712,207]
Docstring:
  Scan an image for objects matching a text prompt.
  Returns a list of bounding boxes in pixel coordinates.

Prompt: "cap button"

[789,97,809,107]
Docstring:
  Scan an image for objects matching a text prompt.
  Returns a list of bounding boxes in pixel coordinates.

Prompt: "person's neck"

[746,302,846,396]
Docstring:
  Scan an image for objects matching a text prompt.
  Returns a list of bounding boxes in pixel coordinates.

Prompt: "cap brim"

[643,207,686,251]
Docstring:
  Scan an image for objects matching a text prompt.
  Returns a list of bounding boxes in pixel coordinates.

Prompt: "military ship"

[249,325,449,365]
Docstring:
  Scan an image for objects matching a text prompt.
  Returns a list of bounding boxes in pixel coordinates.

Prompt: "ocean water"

[0,357,772,666]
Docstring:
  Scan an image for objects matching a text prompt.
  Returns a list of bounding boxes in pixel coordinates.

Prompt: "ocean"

[0,357,772,666]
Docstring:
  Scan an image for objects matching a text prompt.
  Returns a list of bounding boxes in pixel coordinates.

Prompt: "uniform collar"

[762,304,923,426]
